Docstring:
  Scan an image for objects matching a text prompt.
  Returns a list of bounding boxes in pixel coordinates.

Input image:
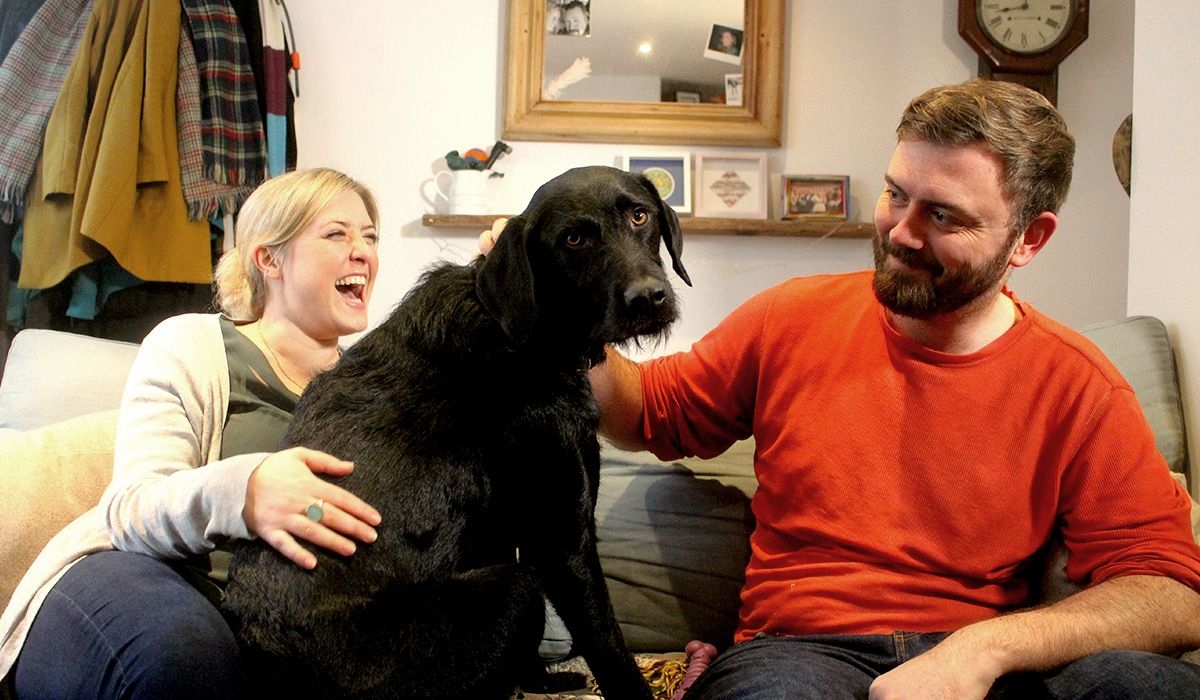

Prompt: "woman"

[0,168,383,698]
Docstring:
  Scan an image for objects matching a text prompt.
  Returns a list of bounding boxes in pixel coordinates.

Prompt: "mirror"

[542,0,744,104]
[503,0,784,146]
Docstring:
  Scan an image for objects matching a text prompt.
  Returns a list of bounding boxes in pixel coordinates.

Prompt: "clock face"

[978,0,1075,54]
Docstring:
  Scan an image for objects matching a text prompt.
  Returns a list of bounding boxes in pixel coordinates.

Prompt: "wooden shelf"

[421,214,873,239]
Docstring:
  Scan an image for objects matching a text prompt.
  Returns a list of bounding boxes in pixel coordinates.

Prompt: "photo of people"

[547,0,590,36]
[704,23,743,65]
[783,176,849,220]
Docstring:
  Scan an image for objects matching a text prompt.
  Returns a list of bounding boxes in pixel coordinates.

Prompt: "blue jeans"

[684,633,1200,699]
[12,550,246,699]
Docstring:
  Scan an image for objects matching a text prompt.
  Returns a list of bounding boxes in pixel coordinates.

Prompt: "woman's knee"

[15,551,245,699]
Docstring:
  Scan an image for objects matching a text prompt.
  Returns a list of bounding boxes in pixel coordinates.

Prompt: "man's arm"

[870,575,1200,700]
[590,346,647,452]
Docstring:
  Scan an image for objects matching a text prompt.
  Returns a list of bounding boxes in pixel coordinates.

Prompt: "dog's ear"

[635,173,692,287]
[658,200,692,287]
[475,215,537,345]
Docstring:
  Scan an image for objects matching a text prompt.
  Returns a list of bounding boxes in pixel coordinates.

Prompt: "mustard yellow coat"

[19,0,211,290]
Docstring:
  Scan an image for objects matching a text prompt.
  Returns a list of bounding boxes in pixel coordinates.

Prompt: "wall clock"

[957,0,1089,105]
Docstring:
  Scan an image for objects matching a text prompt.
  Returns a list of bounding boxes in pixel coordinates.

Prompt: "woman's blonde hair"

[213,168,379,321]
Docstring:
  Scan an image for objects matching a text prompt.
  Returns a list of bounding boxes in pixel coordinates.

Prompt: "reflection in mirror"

[504,0,784,146]
[542,0,745,104]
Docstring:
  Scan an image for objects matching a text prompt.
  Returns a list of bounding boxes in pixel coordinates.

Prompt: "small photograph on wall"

[620,154,692,214]
[782,175,850,220]
[704,23,744,65]
[547,0,590,36]
[724,74,743,106]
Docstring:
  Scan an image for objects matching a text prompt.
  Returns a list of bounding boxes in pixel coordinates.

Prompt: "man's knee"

[686,637,875,700]
[1044,649,1200,699]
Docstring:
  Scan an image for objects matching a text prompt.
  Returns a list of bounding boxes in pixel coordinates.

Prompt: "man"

[587,80,1200,698]
[561,1,588,36]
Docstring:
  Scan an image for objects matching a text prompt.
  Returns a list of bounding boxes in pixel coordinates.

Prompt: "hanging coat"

[19,0,212,290]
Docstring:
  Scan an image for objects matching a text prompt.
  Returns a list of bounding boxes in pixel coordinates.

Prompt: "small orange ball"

[464,148,489,161]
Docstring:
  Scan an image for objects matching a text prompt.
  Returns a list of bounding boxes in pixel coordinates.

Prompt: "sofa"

[0,316,1196,697]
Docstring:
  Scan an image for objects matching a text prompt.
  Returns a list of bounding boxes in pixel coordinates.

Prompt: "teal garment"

[7,221,146,329]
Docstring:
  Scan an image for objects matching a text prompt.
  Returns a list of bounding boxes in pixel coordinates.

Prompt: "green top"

[188,317,299,586]
[219,316,297,460]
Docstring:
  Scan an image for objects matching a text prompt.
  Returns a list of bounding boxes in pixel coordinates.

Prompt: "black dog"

[222,165,691,699]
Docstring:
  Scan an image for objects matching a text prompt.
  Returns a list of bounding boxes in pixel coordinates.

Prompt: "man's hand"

[243,447,382,570]
[869,632,1002,700]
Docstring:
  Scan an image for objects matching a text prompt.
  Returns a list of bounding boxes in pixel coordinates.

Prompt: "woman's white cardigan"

[0,313,267,678]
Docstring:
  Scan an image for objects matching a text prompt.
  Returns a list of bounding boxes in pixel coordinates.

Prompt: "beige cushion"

[0,410,117,610]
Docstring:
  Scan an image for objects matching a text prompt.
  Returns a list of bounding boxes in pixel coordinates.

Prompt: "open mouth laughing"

[336,274,368,304]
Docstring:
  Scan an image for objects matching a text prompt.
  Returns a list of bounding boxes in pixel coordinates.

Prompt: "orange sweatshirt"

[640,271,1200,642]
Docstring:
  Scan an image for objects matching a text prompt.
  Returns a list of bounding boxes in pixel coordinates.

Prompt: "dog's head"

[475,165,691,359]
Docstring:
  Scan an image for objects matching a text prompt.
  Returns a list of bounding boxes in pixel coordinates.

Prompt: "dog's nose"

[624,278,668,309]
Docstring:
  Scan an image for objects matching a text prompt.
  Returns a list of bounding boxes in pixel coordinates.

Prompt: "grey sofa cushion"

[596,441,755,653]
[1080,315,1189,475]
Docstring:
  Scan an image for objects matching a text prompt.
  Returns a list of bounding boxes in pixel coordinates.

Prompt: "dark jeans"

[685,633,1200,699]
[12,550,246,700]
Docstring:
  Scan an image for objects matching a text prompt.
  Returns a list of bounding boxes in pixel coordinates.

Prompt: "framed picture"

[703,23,744,65]
[694,152,769,219]
[781,175,850,220]
[620,153,692,214]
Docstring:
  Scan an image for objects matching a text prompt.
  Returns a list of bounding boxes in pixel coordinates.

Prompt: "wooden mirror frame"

[502,0,784,147]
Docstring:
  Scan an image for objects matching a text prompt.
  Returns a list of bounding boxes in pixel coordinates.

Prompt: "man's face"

[563,7,587,33]
[871,140,1020,319]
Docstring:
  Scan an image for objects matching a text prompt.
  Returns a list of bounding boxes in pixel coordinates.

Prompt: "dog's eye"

[565,233,584,247]
[630,209,649,226]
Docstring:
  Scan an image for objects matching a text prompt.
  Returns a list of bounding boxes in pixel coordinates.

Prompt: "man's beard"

[871,235,1014,318]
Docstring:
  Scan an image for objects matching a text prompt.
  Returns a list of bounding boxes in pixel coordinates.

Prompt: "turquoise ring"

[305,499,325,522]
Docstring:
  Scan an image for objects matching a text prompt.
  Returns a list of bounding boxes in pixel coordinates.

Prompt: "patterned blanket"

[513,653,688,700]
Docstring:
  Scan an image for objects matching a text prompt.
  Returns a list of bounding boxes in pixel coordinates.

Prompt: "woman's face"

[269,190,379,340]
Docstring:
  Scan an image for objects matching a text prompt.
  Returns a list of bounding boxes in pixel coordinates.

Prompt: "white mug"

[433,169,495,215]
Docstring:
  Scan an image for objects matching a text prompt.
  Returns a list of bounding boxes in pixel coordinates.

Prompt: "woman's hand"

[243,447,382,569]
[478,217,507,256]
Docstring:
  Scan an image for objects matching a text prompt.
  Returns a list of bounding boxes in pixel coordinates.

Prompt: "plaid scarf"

[0,0,94,224]
[180,0,267,187]
[176,23,253,220]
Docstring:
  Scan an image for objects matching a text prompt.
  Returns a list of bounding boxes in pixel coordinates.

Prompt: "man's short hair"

[896,79,1075,234]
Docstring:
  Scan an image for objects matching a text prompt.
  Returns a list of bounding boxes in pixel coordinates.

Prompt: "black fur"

[222,166,691,699]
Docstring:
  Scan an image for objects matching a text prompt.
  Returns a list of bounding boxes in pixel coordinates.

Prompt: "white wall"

[285,0,1134,356]
[1129,0,1200,486]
